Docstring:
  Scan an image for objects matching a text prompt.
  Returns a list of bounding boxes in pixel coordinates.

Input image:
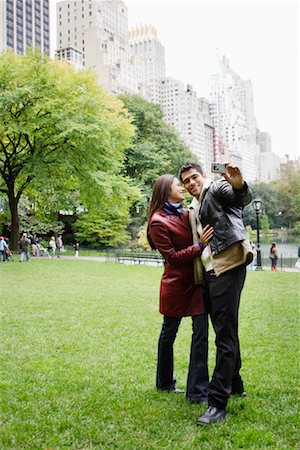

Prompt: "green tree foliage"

[277,164,300,228]
[74,175,140,246]
[244,166,300,230]
[0,50,135,249]
[244,183,282,229]
[260,213,270,232]
[118,94,197,236]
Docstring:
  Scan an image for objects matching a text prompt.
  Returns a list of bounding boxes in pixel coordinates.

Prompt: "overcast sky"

[50,0,299,160]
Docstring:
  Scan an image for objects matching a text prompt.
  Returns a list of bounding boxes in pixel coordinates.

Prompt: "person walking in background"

[48,236,56,258]
[295,246,300,270]
[180,162,253,425]
[31,234,39,257]
[0,236,8,262]
[269,243,278,271]
[32,234,41,257]
[56,235,64,258]
[19,233,31,262]
[3,237,12,261]
[147,174,214,403]
[73,242,79,257]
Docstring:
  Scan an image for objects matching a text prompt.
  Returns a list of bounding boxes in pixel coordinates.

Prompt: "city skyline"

[49,0,299,160]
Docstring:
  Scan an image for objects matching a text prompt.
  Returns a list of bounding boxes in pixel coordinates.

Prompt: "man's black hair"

[179,162,204,180]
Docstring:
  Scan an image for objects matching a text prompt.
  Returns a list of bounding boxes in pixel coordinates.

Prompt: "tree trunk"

[7,187,20,251]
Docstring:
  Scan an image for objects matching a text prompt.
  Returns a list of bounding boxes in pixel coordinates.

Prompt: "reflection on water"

[252,236,299,258]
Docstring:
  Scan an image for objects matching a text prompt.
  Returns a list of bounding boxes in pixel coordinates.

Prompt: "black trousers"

[156,314,209,402]
[205,265,246,409]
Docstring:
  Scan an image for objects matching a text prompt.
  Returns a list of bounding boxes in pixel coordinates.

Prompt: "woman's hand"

[199,225,214,247]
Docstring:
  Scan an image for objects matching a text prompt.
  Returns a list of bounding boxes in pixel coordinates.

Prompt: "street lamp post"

[253,198,263,271]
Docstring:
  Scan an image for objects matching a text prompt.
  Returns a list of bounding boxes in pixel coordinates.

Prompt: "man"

[56,235,64,258]
[179,162,253,425]
[0,236,8,262]
[19,233,31,262]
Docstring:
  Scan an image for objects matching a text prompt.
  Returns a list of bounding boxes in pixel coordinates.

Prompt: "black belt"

[206,269,215,275]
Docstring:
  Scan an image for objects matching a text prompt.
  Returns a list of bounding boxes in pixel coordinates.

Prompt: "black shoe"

[231,390,247,397]
[158,386,185,394]
[196,406,227,425]
[171,387,185,394]
[186,397,208,404]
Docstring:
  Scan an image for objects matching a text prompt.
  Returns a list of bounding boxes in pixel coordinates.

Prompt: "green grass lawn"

[0,260,299,449]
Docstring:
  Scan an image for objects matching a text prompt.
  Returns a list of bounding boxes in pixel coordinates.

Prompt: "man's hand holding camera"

[222,163,244,190]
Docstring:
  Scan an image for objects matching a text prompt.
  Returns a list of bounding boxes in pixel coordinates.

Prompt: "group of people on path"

[0,236,12,262]
[48,235,64,258]
[18,233,65,262]
[0,233,82,262]
[147,162,253,426]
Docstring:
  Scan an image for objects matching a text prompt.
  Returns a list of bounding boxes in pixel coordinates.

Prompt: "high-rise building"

[129,24,166,104]
[208,55,256,181]
[258,150,281,183]
[159,78,214,174]
[256,130,272,153]
[198,97,215,176]
[56,0,141,94]
[256,130,281,182]
[55,45,83,69]
[0,0,50,55]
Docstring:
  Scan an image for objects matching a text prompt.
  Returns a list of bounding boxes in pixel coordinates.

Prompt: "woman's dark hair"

[147,174,176,249]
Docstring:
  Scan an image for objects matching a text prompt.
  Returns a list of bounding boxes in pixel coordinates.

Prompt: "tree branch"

[16,174,34,202]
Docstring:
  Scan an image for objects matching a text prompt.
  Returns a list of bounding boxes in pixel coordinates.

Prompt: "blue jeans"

[20,251,30,262]
[0,250,6,262]
[156,314,209,402]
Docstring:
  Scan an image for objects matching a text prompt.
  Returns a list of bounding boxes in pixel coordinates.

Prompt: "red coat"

[148,210,205,317]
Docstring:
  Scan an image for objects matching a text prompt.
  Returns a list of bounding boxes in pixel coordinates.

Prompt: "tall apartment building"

[208,55,256,182]
[256,130,281,182]
[159,78,214,174]
[0,0,50,55]
[56,0,141,94]
[256,130,272,153]
[258,150,281,183]
[129,24,166,104]
[55,45,83,69]
[198,97,215,176]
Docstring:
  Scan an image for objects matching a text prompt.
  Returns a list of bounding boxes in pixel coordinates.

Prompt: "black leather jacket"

[199,179,252,256]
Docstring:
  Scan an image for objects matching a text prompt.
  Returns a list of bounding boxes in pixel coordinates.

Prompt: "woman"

[147,174,214,403]
[48,236,56,258]
[269,242,278,271]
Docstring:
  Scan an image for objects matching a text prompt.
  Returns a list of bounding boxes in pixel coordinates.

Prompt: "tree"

[277,164,300,228]
[260,214,270,233]
[74,175,140,247]
[243,183,278,229]
[244,165,300,231]
[0,50,134,249]
[118,94,197,237]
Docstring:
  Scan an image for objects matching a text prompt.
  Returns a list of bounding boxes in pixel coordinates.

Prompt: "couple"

[147,162,253,425]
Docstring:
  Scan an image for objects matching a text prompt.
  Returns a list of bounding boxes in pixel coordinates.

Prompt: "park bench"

[115,252,164,266]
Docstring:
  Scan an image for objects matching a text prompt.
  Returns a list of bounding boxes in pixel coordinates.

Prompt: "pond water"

[253,236,299,259]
